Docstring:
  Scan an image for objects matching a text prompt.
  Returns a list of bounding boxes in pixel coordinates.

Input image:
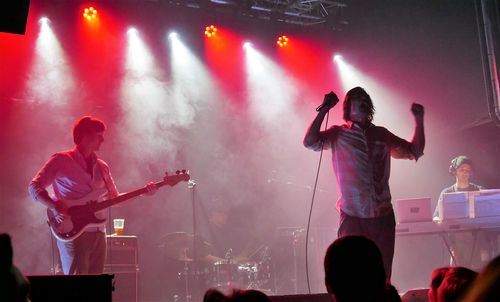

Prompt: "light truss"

[166,0,348,28]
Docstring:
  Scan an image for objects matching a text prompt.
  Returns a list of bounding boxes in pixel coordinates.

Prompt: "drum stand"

[188,179,197,302]
[173,180,198,302]
[292,229,302,294]
[182,254,192,302]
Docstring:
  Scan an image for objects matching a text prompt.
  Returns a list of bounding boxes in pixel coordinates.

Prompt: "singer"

[303,87,425,279]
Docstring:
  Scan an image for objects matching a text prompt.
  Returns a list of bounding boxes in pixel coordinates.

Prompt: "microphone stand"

[187,179,197,302]
[183,250,190,302]
[292,229,301,294]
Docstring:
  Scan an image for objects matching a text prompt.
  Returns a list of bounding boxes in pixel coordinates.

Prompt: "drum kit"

[159,232,274,301]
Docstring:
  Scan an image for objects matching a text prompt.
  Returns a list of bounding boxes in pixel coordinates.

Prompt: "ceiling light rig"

[83,6,98,21]
[277,35,289,47]
[164,1,348,29]
[204,25,217,38]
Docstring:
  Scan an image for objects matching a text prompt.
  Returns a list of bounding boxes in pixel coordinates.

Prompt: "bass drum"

[207,261,240,291]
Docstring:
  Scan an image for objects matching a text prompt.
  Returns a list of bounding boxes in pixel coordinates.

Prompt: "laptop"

[395,197,433,223]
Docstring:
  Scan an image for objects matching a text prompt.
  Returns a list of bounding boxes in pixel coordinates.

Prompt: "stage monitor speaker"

[0,0,30,35]
[270,293,331,302]
[27,274,113,302]
[105,235,139,302]
[105,235,138,266]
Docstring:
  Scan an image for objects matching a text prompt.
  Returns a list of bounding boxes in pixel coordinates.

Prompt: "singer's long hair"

[343,87,375,123]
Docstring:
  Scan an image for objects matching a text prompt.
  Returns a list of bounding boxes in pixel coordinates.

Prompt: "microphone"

[316,91,338,112]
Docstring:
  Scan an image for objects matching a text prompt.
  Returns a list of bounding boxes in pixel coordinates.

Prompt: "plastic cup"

[113,218,125,236]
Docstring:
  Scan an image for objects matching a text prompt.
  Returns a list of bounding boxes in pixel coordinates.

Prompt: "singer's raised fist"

[411,103,424,117]
[326,91,339,104]
[316,91,340,112]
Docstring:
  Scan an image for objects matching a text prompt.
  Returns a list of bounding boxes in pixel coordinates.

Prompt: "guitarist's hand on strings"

[50,202,69,224]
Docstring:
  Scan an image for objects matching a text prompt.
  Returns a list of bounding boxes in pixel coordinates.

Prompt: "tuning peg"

[181,169,186,174]
[164,172,169,176]
[175,170,180,175]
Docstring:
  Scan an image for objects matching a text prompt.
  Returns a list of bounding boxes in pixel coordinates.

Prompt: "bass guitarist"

[28,116,158,274]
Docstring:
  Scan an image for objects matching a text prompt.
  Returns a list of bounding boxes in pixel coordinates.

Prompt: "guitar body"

[47,190,108,242]
[47,171,190,242]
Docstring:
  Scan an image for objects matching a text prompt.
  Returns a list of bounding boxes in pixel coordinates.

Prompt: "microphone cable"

[305,110,330,294]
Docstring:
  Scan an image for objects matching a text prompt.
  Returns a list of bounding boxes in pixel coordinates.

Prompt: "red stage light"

[83,6,98,21]
[277,35,289,47]
[204,25,217,38]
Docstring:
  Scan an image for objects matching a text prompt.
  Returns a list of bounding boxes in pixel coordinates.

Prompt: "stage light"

[333,54,343,62]
[276,35,289,48]
[244,42,300,125]
[127,27,138,35]
[168,32,178,40]
[29,14,75,105]
[83,6,98,21]
[243,41,252,49]
[204,25,217,38]
[125,27,155,79]
[39,17,50,24]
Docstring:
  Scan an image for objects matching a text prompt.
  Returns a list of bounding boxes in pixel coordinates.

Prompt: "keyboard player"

[434,155,498,269]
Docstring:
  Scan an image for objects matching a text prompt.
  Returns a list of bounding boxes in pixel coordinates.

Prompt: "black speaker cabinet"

[105,235,139,302]
[27,274,113,302]
[270,293,331,302]
[0,0,30,34]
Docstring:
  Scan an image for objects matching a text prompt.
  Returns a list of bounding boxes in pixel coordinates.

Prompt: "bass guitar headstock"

[164,170,190,186]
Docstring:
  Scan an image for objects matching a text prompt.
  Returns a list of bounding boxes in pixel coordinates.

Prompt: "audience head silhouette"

[204,288,271,302]
[0,233,14,272]
[436,266,477,302]
[462,255,500,302]
[428,267,450,302]
[0,233,30,302]
[324,235,391,302]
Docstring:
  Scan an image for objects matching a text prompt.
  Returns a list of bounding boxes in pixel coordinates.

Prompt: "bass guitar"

[47,170,190,241]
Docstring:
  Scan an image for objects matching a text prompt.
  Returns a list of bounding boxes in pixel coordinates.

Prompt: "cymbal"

[159,232,213,261]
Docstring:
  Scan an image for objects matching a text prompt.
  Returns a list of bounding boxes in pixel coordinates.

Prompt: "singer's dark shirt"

[305,121,422,218]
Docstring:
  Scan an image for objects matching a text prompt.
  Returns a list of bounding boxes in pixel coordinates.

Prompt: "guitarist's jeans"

[57,231,106,275]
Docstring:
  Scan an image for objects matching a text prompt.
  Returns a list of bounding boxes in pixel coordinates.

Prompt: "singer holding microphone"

[303,87,425,279]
